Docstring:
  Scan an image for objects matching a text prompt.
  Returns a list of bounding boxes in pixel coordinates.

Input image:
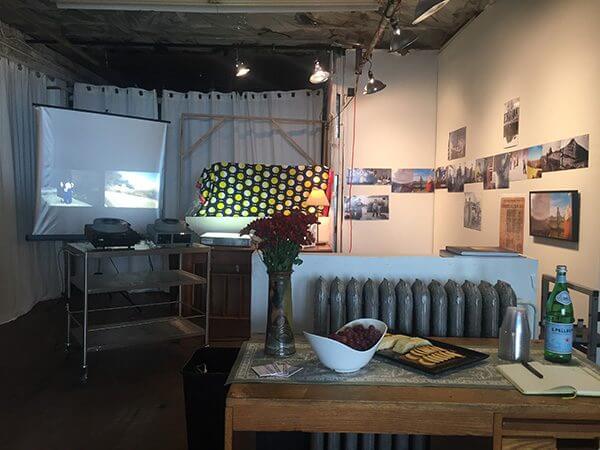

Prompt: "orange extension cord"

[348,87,358,253]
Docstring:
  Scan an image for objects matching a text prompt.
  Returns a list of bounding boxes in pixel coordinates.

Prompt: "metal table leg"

[81,253,89,383]
[65,249,72,352]
[205,248,211,347]
[178,253,183,317]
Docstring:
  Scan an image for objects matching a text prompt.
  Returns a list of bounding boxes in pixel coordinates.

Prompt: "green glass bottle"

[544,265,574,363]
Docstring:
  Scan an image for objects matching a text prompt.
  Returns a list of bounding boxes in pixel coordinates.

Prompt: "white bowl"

[304,318,388,373]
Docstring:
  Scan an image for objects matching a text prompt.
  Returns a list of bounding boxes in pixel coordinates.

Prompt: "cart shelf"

[71,269,206,294]
[72,316,205,352]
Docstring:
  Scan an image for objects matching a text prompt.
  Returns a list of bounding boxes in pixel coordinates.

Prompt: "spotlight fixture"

[234,49,250,77]
[363,61,386,95]
[309,60,330,84]
[389,19,418,54]
[412,0,451,25]
[235,61,250,77]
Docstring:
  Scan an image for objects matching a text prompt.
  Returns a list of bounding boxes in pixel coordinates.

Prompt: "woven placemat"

[227,339,595,389]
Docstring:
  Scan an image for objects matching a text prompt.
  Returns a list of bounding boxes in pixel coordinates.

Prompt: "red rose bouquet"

[241,211,318,273]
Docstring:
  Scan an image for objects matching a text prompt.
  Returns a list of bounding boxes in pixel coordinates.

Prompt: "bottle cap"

[556,264,567,272]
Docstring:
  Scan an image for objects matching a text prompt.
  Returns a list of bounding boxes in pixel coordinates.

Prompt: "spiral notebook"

[498,362,600,397]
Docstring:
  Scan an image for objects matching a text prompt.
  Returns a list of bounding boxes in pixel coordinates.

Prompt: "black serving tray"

[376,339,489,376]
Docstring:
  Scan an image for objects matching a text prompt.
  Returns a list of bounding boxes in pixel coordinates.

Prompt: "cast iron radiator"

[310,277,518,450]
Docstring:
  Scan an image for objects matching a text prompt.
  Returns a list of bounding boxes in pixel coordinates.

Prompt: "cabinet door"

[183,248,252,343]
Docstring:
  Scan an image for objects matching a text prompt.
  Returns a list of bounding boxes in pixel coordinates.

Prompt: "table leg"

[224,406,233,450]
[65,250,71,352]
[81,253,88,383]
[178,253,183,317]
[205,249,211,346]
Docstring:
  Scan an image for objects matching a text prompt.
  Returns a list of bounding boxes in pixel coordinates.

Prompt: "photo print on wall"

[529,191,579,242]
[448,126,467,160]
[464,192,482,231]
[482,157,495,190]
[447,164,465,192]
[346,168,391,185]
[344,195,389,221]
[539,134,589,173]
[526,145,543,179]
[392,169,434,193]
[464,160,479,184]
[500,197,525,253]
[508,148,528,181]
[503,97,520,148]
[474,158,486,183]
[493,153,510,189]
[434,166,447,189]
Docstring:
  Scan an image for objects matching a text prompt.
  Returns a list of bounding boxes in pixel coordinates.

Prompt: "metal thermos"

[498,306,531,361]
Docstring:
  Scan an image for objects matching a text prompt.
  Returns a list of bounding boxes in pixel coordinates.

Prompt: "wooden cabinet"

[181,247,253,344]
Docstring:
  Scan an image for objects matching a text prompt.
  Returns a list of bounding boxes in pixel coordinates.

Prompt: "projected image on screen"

[104,171,160,209]
[41,169,100,208]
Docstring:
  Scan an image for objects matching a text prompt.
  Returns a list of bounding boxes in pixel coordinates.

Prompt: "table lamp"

[304,187,329,244]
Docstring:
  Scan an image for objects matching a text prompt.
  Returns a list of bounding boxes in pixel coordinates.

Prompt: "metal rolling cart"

[65,241,211,382]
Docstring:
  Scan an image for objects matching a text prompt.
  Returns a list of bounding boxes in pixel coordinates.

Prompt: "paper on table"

[252,362,303,378]
[498,362,600,397]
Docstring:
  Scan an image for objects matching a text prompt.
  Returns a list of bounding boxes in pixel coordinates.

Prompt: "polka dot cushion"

[195,162,330,217]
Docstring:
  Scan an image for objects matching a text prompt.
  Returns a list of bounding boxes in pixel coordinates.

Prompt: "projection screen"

[32,105,168,238]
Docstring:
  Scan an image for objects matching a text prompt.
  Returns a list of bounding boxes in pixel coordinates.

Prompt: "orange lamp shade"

[304,187,330,208]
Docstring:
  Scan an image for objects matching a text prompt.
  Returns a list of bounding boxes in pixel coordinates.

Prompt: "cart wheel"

[80,368,88,384]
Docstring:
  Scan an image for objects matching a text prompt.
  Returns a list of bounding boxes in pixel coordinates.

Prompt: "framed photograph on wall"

[529,190,579,242]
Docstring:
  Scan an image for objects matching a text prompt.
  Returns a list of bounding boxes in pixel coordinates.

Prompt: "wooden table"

[225,339,600,450]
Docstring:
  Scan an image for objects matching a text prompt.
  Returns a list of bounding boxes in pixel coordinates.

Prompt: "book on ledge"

[445,246,520,257]
[498,362,600,397]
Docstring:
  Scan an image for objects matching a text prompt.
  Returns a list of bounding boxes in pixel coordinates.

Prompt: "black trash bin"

[182,347,240,450]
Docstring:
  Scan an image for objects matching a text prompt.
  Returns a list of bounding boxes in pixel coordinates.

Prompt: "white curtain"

[73,83,158,119]
[0,57,67,324]
[161,89,323,217]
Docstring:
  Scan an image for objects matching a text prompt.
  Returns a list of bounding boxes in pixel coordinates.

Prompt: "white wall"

[339,50,438,255]
[433,0,600,324]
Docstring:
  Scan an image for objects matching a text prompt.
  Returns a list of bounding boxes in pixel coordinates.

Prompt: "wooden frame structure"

[178,112,323,213]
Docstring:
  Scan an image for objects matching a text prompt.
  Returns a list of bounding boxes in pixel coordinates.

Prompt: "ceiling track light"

[363,60,386,95]
[389,20,418,54]
[235,49,250,77]
[412,0,451,25]
[309,60,330,84]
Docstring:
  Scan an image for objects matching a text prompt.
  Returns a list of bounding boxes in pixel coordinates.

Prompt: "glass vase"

[265,271,296,357]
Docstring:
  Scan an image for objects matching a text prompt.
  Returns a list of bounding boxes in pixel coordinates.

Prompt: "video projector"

[146,218,193,246]
[84,218,141,248]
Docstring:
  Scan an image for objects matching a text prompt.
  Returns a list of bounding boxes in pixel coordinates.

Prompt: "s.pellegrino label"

[545,321,574,355]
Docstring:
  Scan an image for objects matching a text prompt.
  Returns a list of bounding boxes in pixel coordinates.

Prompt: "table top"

[65,241,210,258]
[227,338,600,420]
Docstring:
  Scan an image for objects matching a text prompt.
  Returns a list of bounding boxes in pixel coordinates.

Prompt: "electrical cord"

[56,247,65,293]
[348,77,359,254]
[109,257,119,273]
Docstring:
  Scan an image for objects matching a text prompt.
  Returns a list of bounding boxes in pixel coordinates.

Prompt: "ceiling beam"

[56,0,381,13]
[357,0,402,74]
[24,40,345,52]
